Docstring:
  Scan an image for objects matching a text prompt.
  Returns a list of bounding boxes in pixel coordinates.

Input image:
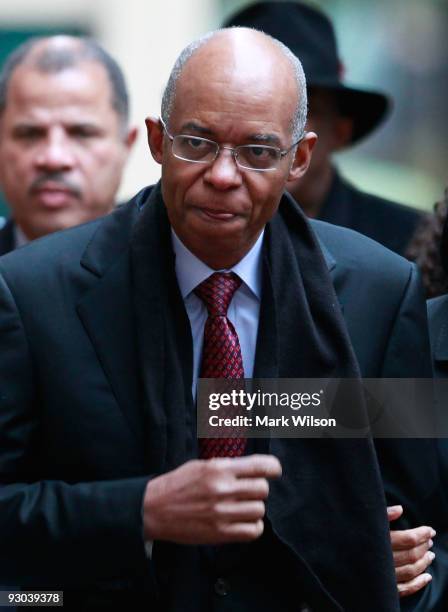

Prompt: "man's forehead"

[174,34,296,111]
[170,33,297,138]
[6,62,112,111]
[183,29,290,83]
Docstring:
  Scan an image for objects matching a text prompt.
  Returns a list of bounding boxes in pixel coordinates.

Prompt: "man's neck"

[172,228,263,301]
[288,164,335,218]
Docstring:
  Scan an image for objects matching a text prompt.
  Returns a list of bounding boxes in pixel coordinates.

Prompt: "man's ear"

[124,126,138,151]
[145,116,164,164]
[288,131,318,181]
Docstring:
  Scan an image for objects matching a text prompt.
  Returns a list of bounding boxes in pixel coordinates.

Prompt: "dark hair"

[406,189,448,298]
[0,36,129,127]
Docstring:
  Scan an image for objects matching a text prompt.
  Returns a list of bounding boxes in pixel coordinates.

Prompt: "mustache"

[29,173,82,199]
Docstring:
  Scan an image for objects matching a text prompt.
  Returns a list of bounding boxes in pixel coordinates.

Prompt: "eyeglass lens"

[172,135,280,170]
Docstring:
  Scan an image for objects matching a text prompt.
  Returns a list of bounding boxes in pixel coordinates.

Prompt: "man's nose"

[34,129,75,171]
[203,148,243,190]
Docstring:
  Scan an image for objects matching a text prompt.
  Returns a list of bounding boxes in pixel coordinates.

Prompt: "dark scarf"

[261,189,361,378]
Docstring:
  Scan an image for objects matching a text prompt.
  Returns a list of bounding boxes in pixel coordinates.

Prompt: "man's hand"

[388,505,435,598]
[143,454,281,545]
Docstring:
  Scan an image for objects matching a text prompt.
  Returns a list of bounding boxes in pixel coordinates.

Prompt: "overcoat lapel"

[77,252,146,453]
[129,188,170,472]
[77,185,194,473]
[76,198,146,455]
[130,184,195,472]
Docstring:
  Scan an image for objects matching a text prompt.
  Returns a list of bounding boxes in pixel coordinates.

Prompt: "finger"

[214,500,265,521]
[216,518,265,542]
[232,477,270,500]
[393,540,433,567]
[396,551,435,582]
[398,573,432,598]
[391,526,436,550]
[387,505,403,522]
[220,454,282,479]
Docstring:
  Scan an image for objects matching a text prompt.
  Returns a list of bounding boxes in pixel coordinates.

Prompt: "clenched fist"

[143,454,282,545]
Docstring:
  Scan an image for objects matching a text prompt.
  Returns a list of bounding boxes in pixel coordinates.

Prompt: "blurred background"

[0,0,446,217]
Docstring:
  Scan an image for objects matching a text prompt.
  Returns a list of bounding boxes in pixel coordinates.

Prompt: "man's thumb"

[387,505,403,522]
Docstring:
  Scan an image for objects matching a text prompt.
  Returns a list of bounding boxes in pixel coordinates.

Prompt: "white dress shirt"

[172,229,264,396]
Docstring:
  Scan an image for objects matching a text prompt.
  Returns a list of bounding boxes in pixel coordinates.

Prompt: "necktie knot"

[194,272,242,317]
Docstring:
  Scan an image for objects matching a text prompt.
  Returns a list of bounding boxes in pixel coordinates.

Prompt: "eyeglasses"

[159,118,304,172]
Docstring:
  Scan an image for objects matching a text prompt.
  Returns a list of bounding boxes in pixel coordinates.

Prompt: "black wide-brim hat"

[224,1,391,145]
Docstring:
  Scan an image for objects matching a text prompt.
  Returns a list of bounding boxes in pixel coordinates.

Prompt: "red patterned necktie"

[194,272,247,458]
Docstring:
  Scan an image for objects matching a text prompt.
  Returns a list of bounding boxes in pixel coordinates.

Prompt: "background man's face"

[151,33,310,269]
[289,88,352,188]
[0,61,134,239]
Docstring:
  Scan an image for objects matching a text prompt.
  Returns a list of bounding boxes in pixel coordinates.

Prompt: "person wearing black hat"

[224,1,423,256]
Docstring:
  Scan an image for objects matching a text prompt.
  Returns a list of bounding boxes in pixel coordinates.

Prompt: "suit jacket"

[0,219,15,255]
[318,170,423,256]
[0,185,439,610]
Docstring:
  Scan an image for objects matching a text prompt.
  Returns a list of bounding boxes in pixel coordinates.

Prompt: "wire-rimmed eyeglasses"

[159,118,305,172]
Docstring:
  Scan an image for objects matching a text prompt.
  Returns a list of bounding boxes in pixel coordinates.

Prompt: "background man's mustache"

[29,173,82,199]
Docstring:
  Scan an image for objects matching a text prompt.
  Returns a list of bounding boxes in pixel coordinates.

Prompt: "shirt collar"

[172,229,264,301]
[14,224,29,248]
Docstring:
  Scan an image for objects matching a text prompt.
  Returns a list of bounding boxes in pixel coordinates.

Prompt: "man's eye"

[185,137,206,149]
[247,146,276,160]
[250,146,267,158]
[69,126,99,138]
[13,127,44,140]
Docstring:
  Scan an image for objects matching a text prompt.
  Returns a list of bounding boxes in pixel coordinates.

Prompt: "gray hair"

[0,36,130,128]
[161,27,307,142]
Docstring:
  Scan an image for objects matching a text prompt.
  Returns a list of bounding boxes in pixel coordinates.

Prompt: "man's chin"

[23,214,84,240]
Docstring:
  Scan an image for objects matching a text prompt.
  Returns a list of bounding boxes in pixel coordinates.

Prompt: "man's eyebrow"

[178,124,282,146]
[180,122,214,136]
[247,133,282,146]
[11,122,45,134]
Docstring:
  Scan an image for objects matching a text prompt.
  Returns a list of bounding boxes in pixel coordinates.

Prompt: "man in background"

[225,1,422,256]
[0,35,137,254]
